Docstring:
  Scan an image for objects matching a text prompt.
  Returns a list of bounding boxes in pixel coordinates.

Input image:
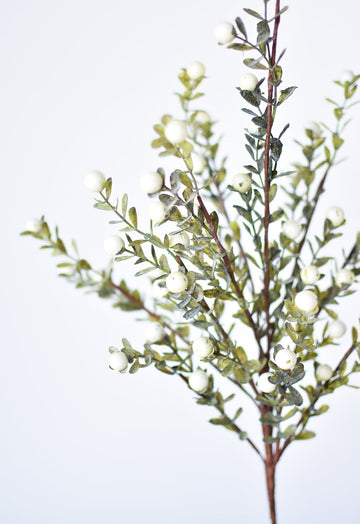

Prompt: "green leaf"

[122,194,128,215]
[243,8,263,19]
[77,259,91,271]
[352,327,358,343]
[105,178,112,199]
[257,20,270,45]
[278,86,297,105]
[332,133,344,150]
[227,43,252,51]
[269,209,284,222]
[243,57,267,70]
[94,202,112,211]
[235,16,247,38]
[129,360,140,374]
[129,207,138,228]
[296,430,316,440]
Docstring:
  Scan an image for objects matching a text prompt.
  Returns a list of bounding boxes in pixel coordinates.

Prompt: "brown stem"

[213,180,256,296]
[265,460,277,524]
[196,194,265,357]
[263,0,281,356]
[111,281,190,345]
[278,341,358,460]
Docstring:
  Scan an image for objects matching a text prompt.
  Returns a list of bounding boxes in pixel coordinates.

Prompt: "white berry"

[164,120,187,144]
[186,61,205,80]
[305,121,322,137]
[294,290,318,315]
[104,235,124,256]
[300,265,320,285]
[192,336,215,358]
[214,22,235,45]
[188,369,209,393]
[327,320,346,339]
[148,200,167,224]
[257,372,276,393]
[316,364,332,382]
[25,217,42,234]
[109,352,128,372]
[326,206,344,227]
[239,73,259,91]
[140,171,164,194]
[275,348,297,370]
[145,323,165,344]
[165,271,188,294]
[192,154,207,174]
[340,70,354,84]
[335,268,355,287]
[194,110,211,125]
[282,219,302,240]
[232,173,252,193]
[84,170,106,192]
[59,265,74,276]
[169,231,190,248]
[248,121,262,135]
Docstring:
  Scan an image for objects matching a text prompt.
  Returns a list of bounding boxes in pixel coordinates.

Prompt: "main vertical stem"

[265,460,277,524]
[262,2,281,523]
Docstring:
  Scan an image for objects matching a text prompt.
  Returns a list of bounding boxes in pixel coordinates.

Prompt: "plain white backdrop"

[1,0,360,522]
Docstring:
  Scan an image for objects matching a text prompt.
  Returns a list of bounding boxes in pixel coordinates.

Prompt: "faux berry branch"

[22,2,360,523]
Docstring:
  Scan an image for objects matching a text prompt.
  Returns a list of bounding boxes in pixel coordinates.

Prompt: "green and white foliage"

[22,1,360,522]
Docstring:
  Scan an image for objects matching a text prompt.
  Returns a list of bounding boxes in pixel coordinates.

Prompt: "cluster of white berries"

[232,173,252,193]
[109,350,128,372]
[257,348,298,393]
[294,289,318,315]
[165,271,188,294]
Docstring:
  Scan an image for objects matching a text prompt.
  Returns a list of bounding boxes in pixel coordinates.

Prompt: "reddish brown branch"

[277,341,358,461]
[263,0,281,357]
[196,194,264,357]
[111,281,190,344]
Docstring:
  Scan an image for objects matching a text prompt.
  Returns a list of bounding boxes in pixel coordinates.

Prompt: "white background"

[1,0,360,522]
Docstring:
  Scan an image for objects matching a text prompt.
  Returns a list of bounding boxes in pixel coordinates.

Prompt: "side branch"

[196,194,265,357]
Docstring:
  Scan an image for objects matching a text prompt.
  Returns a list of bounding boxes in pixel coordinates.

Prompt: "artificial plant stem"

[263,0,281,356]
[261,3,281,522]
[111,281,190,345]
[265,461,277,524]
[277,341,358,461]
[196,194,265,357]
